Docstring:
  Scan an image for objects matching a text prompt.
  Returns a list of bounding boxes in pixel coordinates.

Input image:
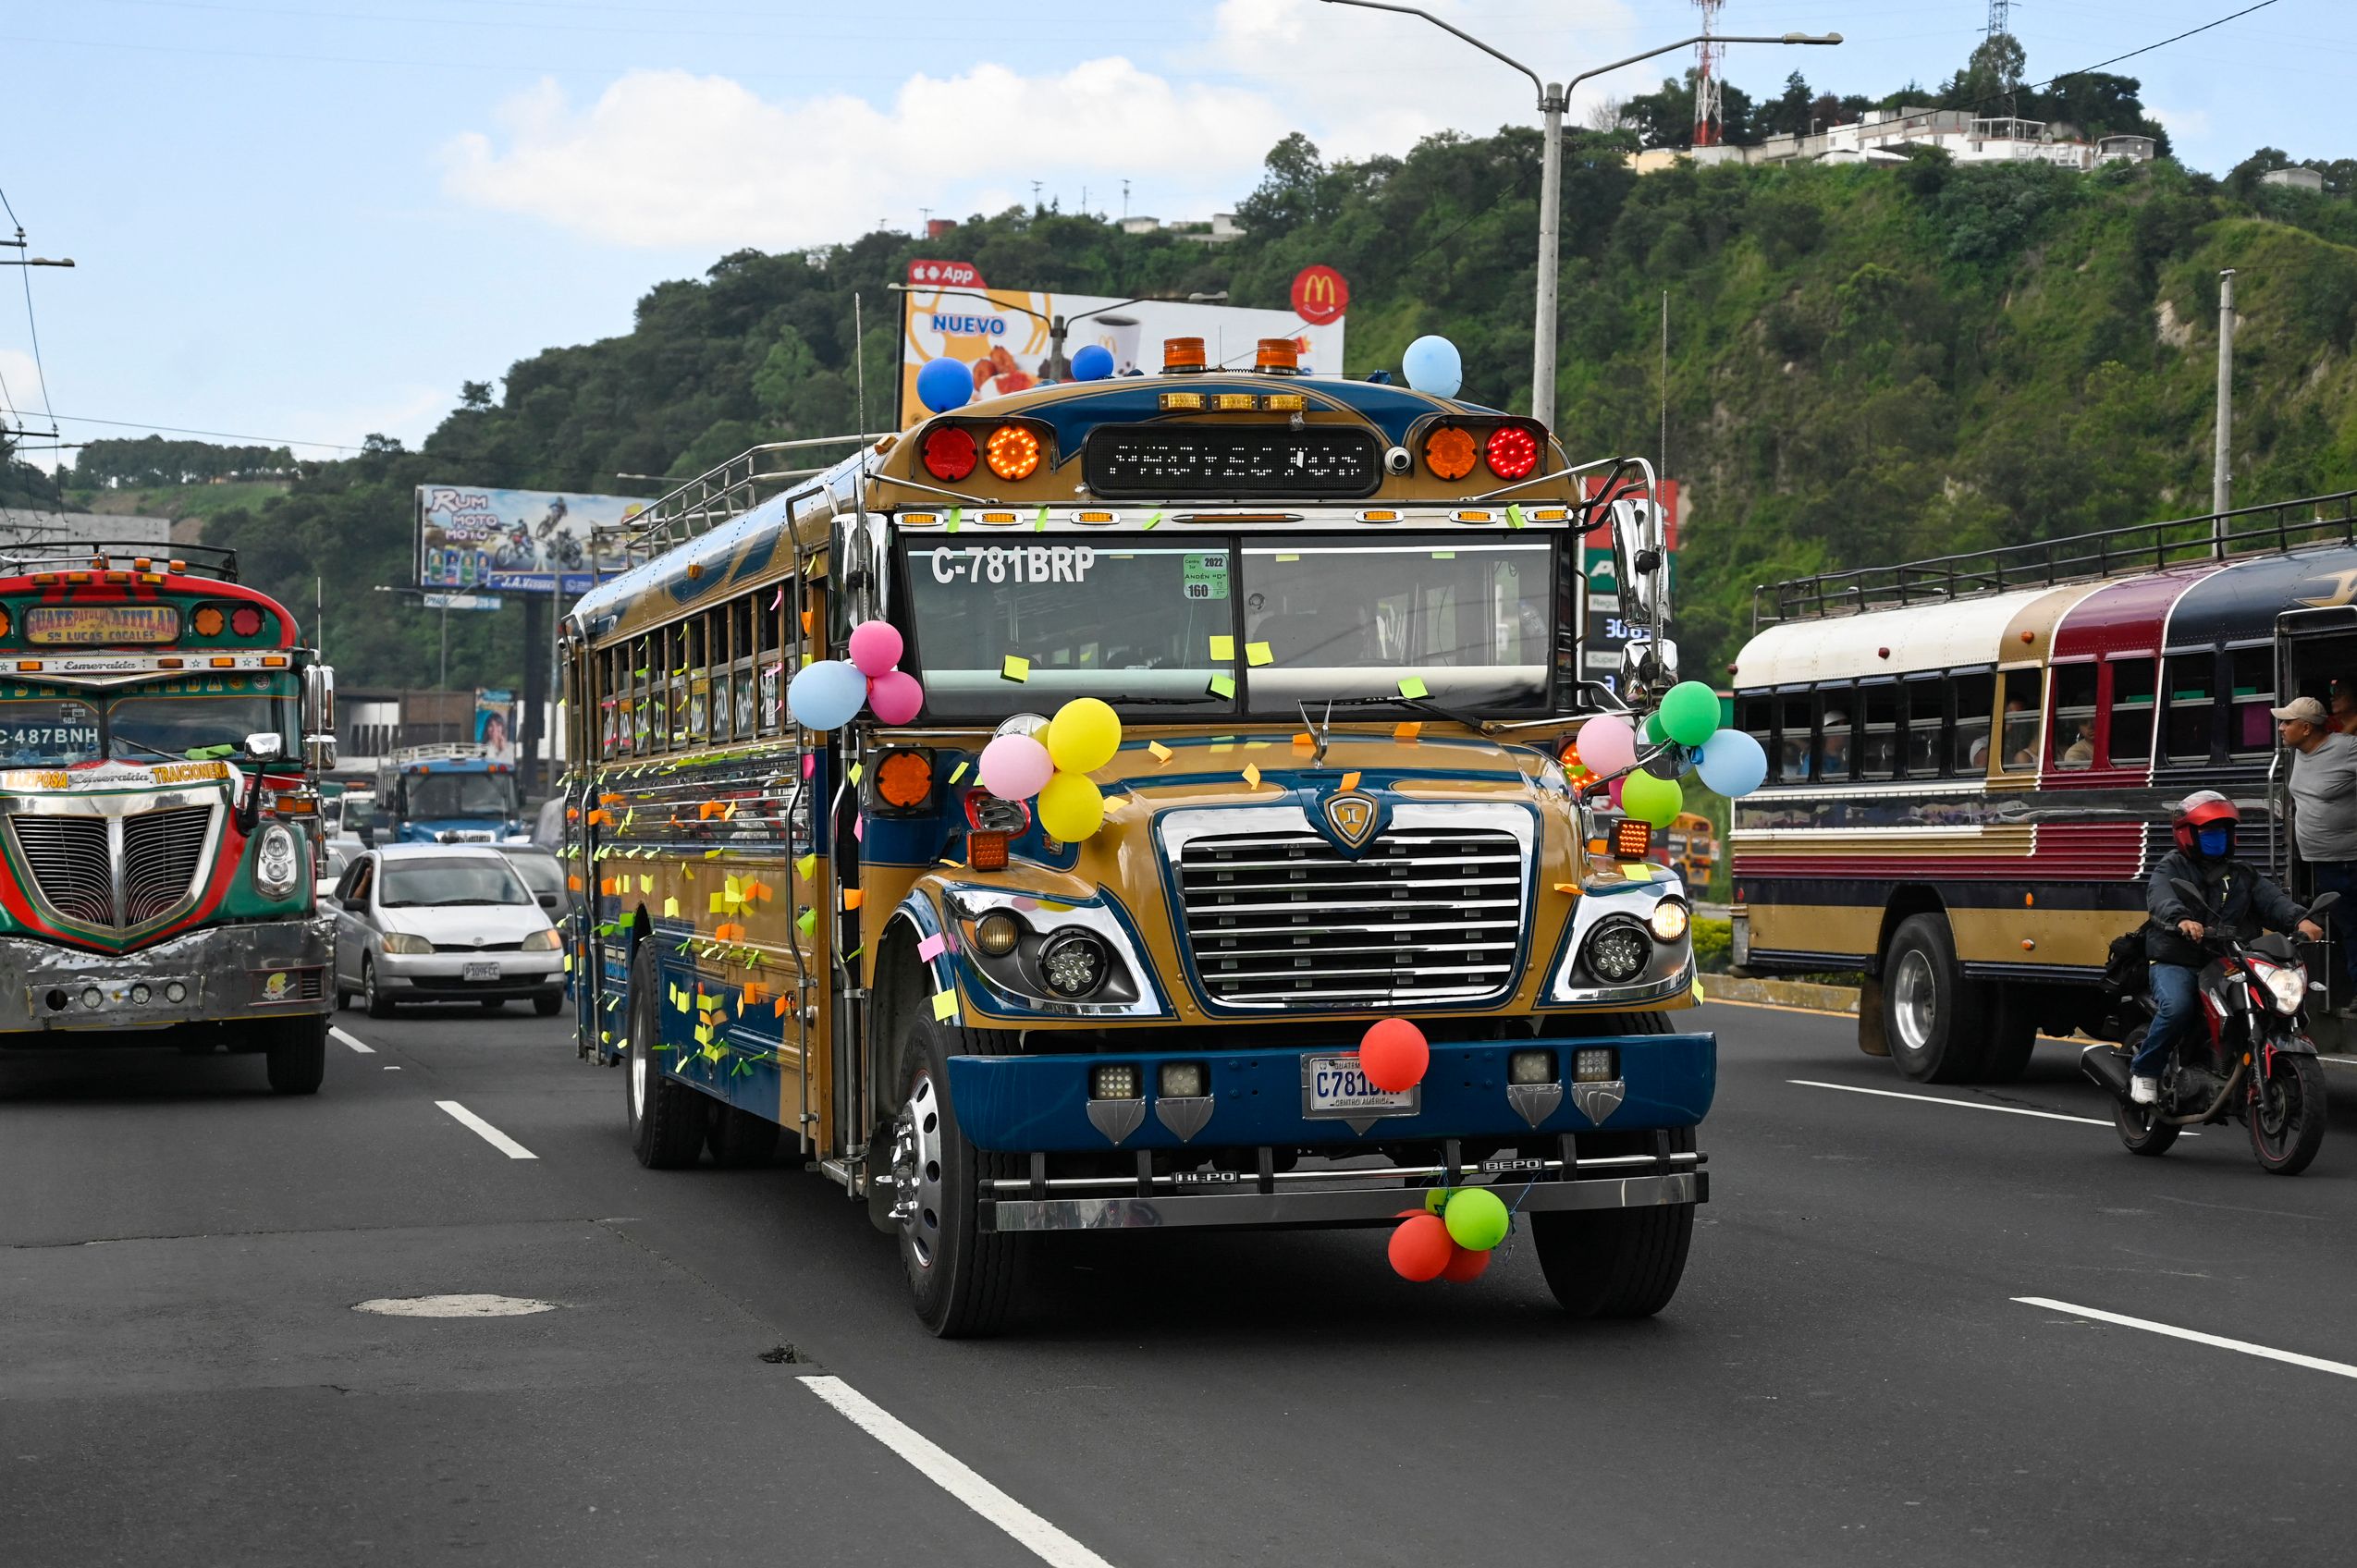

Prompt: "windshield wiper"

[109,735,187,765]
[1309,693,1498,734]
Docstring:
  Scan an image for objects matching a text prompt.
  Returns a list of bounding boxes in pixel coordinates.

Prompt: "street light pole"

[1321,2,1837,432]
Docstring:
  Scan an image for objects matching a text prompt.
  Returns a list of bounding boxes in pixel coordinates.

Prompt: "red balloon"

[1359,1017,1429,1093]
[1441,1243,1492,1283]
[1387,1213,1454,1282]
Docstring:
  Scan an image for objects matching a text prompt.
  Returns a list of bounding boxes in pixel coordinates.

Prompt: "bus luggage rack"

[0,541,240,582]
[626,434,887,553]
[1754,489,2357,625]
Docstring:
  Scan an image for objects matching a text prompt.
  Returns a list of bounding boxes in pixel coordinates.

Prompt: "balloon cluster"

[976,698,1123,842]
[1572,680,1767,829]
[1351,1016,1506,1282]
[785,622,927,730]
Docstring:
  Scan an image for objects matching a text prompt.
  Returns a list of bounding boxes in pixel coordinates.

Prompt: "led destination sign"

[24,606,183,645]
[1084,426,1381,500]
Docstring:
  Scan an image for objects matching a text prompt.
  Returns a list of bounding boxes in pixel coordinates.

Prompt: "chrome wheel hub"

[1892,949,1936,1053]
[630,1040,647,1120]
[892,1070,946,1270]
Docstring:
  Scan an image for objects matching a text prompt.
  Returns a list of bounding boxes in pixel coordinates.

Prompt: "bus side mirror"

[243,732,284,762]
[302,663,338,772]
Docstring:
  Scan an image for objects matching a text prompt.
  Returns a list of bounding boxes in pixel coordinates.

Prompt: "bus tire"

[1882,913,1989,1083]
[1979,987,2040,1083]
[1532,1123,1697,1319]
[264,1014,327,1096]
[625,940,706,1169]
[890,1011,1025,1339]
[707,1105,782,1168]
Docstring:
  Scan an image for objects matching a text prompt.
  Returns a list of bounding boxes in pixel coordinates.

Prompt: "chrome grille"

[1178,828,1525,1008]
[122,804,213,925]
[6,815,113,927]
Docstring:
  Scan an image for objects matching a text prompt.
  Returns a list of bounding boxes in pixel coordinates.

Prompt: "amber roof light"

[1255,337,1300,374]
[1162,337,1207,373]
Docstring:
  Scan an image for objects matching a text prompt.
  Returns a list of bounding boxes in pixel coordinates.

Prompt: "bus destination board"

[1084,426,1381,500]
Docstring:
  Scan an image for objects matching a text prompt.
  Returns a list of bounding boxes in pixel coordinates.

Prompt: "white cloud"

[2146,104,2211,141]
[446,59,1291,249]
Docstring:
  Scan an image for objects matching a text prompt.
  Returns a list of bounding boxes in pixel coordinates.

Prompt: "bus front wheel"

[1883,913,1990,1083]
[890,1012,1025,1338]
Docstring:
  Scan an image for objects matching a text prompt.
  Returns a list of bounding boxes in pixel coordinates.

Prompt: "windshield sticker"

[928,545,1096,585]
[1183,554,1230,601]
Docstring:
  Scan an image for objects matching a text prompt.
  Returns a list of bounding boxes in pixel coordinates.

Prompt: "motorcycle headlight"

[2257,962,2306,1016]
[254,824,300,898]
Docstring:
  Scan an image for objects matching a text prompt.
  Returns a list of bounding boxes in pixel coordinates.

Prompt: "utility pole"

[2213,268,2237,553]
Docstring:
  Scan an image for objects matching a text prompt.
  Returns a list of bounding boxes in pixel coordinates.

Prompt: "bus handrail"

[0,541,241,582]
[1750,490,2357,626]
[625,435,889,555]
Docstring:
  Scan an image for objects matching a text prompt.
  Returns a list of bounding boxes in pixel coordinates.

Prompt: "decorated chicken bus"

[371,743,524,844]
[1727,493,2357,1083]
[0,543,338,1091]
[557,335,1724,1335]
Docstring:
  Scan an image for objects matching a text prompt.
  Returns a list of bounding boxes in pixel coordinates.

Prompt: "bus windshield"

[0,684,293,766]
[899,536,1553,717]
[405,772,516,819]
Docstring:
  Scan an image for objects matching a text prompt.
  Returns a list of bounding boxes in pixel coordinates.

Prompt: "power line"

[40,411,362,452]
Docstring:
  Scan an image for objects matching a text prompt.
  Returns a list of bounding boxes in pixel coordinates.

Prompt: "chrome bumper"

[0,914,335,1033]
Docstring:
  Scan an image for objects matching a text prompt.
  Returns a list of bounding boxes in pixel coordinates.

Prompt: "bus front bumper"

[0,914,335,1034]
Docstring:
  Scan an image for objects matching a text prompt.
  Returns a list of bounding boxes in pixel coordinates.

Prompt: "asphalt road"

[7,997,2357,1568]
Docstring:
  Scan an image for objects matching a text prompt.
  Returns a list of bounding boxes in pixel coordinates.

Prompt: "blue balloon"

[916,356,972,413]
[1402,335,1462,398]
[788,659,868,731]
[1070,344,1115,381]
[1696,729,1768,798]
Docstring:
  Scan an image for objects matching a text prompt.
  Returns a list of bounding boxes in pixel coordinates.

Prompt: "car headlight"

[254,824,300,898]
[522,928,561,952]
[1039,930,1108,998]
[1648,899,1690,942]
[381,932,434,954]
[2259,963,2305,1015]
[1583,918,1651,986]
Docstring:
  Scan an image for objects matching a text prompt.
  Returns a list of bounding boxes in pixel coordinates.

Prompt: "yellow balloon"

[1047,697,1122,774]
[1037,771,1106,841]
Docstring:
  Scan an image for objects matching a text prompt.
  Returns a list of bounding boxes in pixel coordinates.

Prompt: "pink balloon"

[867,670,924,725]
[977,734,1054,801]
[847,620,903,678]
[1577,714,1637,778]
[1607,776,1626,809]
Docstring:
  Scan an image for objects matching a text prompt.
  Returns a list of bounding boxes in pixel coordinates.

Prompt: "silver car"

[329,845,565,1018]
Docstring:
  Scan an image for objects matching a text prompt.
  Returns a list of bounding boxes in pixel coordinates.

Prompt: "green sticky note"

[1399,676,1430,700]
[1142,511,1161,531]
[1274,553,1299,563]
[797,909,816,937]
[848,762,863,785]
[1209,635,1235,661]
[946,507,963,533]
[1431,550,1455,560]
[1035,504,1050,532]
[1506,503,1528,529]
[1002,655,1030,682]
[1246,642,1273,668]
[1209,673,1237,699]
[931,990,959,1022]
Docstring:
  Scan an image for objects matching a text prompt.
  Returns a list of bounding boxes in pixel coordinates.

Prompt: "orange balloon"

[1388,1213,1454,1282]
[1441,1243,1492,1283]
[1359,1017,1430,1093]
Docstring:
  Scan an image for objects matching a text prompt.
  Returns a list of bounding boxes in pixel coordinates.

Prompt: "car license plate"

[1304,1055,1418,1118]
[463,962,501,982]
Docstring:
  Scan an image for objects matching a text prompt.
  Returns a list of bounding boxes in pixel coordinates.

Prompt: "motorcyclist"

[2140,790,2323,1105]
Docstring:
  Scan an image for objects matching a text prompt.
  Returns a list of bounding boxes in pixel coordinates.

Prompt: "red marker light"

[1484,424,1540,481]
[921,425,978,483]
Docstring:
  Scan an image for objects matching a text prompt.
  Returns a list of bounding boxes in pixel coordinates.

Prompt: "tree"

[1758,72,1815,140]
[460,380,495,410]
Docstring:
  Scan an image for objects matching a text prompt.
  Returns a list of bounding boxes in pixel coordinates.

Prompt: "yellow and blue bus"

[558,337,1713,1334]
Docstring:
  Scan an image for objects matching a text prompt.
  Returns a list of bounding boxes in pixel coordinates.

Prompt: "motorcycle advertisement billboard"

[896,263,1346,429]
[414,484,647,594]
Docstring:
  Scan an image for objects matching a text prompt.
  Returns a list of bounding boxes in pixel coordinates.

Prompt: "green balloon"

[1622,768,1684,829]
[1643,709,1668,744]
[1444,1186,1511,1252]
[1659,680,1721,746]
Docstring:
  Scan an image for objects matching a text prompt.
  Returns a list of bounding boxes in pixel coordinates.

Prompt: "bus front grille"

[1177,829,1525,1009]
[7,815,115,927]
[122,805,215,925]
[5,802,216,933]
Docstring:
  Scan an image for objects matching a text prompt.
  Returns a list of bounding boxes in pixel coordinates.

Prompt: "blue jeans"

[2308,861,2357,1003]
[2138,962,2202,1078]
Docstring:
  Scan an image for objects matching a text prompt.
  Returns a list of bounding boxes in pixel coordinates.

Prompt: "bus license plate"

[463,962,501,982]
[1304,1055,1418,1117]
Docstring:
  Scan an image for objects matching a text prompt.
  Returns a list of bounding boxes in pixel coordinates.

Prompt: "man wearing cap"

[2278,694,2357,1011]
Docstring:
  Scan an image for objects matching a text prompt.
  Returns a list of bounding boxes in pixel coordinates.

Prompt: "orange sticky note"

[1293,732,1315,748]
[773,995,790,1017]
[842,889,865,910]
[1340,771,1361,790]
[1393,722,1422,742]
[801,608,815,634]
[1243,764,1262,789]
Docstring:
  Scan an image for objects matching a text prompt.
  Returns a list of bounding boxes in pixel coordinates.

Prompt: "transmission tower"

[1691,0,1725,147]
[1986,0,2013,37]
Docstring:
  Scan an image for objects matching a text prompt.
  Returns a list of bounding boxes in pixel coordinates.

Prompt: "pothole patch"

[353,1293,559,1317]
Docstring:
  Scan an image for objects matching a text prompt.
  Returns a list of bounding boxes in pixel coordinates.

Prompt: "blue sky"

[1,0,2342,468]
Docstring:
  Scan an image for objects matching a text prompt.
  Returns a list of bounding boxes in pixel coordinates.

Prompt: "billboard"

[415,484,649,594]
[897,264,1347,428]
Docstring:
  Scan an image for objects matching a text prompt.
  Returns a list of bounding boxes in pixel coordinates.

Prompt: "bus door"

[2276,605,2357,892]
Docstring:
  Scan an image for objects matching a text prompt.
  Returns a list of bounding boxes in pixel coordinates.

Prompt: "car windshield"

[406,773,514,818]
[898,536,1555,717]
[501,853,564,897]
[0,683,295,766]
[378,859,532,907]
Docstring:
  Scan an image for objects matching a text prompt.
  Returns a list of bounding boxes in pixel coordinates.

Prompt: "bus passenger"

[2330,682,2357,737]
[1811,711,1849,780]
[2277,694,2357,1011]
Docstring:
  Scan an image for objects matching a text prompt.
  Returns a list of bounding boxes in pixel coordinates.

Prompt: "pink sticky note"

[802,753,816,778]
[853,815,865,841]
[917,934,947,962]
[770,586,784,610]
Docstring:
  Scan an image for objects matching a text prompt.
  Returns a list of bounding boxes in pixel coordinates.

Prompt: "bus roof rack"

[1754,489,2357,626]
[626,433,890,555]
[0,541,240,582]
[387,742,486,766]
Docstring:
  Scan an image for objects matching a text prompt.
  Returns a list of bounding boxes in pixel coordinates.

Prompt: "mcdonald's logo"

[1291,264,1350,326]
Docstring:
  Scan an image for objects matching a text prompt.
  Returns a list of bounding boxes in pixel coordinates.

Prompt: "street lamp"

[1320,1,1838,433]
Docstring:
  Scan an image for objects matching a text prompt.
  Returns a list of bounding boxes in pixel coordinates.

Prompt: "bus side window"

[2050,664,2098,770]
[1736,694,1774,780]
[2228,645,2275,756]
[1860,683,1898,779]
[1954,672,1995,773]
[760,584,788,735]
[2108,657,2155,766]
[1775,694,1810,781]
[1902,674,1945,777]
[2163,651,2216,763]
[1813,687,1853,781]
[1997,670,2042,772]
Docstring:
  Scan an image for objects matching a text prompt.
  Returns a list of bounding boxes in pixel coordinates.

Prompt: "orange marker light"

[1611,819,1653,859]
[1424,427,1478,481]
[1162,337,1207,373]
[985,424,1041,481]
[1255,337,1299,374]
[192,606,226,637]
[876,750,933,808]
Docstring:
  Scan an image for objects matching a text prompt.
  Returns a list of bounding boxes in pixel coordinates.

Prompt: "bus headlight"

[1039,931,1108,998]
[1648,899,1690,942]
[254,824,300,898]
[1583,918,1651,986]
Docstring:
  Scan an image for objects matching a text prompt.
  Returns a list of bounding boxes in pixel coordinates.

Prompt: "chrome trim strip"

[984,1150,1704,1192]
[986,1170,1704,1232]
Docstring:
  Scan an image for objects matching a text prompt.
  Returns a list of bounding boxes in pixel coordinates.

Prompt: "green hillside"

[62,127,2357,693]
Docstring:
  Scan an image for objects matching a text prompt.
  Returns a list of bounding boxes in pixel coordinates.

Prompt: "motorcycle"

[2082,884,2337,1175]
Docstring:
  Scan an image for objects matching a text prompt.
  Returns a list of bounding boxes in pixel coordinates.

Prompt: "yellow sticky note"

[1002,655,1030,682]
[796,853,816,880]
[638,875,652,894]
[1339,770,1362,791]
[1621,863,1654,881]
[931,990,959,1022]
[1148,741,1173,763]
[1208,674,1236,699]
[1398,676,1430,700]
[1275,553,1300,562]
[1209,635,1235,661]
[663,896,680,918]
[724,876,743,903]
[1692,975,1708,1003]
[1245,741,1271,751]
[848,762,863,785]
[1243,765,1262,788]
[709,892,728,913]
[1246,642,1273,667]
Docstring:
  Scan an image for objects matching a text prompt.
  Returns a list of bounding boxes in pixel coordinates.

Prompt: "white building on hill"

[1650,106,2156,175]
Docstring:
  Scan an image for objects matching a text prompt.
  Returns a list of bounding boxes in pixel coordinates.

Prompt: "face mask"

[2197,825,2234,859]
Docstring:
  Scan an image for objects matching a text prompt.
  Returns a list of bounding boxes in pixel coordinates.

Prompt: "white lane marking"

[2015,1297,2357,1381]
[1789,1079,2110,1126]
[330,1026,374,1054]
[354,1293,556,1317]
[799,1375,1114,1568]
[434,1100,537,1160]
